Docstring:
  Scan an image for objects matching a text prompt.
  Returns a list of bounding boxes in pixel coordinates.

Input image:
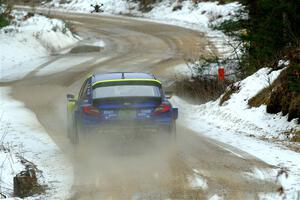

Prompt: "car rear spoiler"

[92,79,162,88]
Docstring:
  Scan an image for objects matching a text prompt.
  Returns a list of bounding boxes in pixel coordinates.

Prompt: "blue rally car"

[67,72,178,145]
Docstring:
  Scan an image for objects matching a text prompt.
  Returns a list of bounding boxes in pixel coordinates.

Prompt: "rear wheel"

[169,120,178,151]
[163,120,178,160]
[170,120,177,141]
[68,120,79,145]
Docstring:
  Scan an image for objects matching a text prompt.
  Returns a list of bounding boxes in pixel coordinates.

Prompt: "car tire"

[69,120,79,145]
[170,120,178,150]
[170,120,177,140]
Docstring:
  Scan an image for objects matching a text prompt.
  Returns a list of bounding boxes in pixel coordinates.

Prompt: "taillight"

[83,106,100,116]
[153,103,171,115]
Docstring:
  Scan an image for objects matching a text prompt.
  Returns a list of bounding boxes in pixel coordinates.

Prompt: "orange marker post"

[218,67,225,81]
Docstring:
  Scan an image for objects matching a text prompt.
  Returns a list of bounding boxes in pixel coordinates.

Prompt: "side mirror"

[165,91,173,99]
[67,94,76,102]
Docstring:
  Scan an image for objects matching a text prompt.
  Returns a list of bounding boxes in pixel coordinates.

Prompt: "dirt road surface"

[5,10,279,199]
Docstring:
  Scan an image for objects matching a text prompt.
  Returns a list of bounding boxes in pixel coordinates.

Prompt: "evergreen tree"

[239,0,300,73]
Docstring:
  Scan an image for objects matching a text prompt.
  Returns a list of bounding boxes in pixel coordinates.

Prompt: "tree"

[239,0,300,74]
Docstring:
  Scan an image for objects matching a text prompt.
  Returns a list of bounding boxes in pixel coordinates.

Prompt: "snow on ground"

[0,11,79,82]
[171,68,300,199]
[36,56,94,76]
[0,10,84,199]
[143,0,243,56]
[174,68,298,139]
[208,194,223,200]
[188,169,208,190]
[48,0,243,58]
[0,87,73,199]
[93,40,105,47]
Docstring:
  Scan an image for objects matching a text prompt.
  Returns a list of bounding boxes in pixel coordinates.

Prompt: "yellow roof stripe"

[92,78,161,87]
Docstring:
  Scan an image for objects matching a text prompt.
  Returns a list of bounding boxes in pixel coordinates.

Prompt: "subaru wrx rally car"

[67,72,178,145]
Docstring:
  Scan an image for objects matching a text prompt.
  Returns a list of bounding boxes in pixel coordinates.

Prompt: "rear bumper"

[79,121,172,134]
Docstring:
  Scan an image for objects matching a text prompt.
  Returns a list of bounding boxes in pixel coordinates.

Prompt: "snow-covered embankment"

[0,11,78,82]
[0,11,78,199]
[171,68,300,199]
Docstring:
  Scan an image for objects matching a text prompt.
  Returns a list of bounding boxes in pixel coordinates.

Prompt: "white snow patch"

[259,191,300,200]
[19,15,78,51]
[0,13,79,82]
[278,60,290,67]
[80,38,106,48]
[1,57,49,82]
[188,174,208,190]
[244,167,277,181]
[0,87,73,199]
[145,1,242,30]
[208,194,224,200]
[91,40,105,47]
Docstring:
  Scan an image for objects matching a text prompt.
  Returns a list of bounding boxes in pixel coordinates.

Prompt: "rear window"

[93,85,161,99]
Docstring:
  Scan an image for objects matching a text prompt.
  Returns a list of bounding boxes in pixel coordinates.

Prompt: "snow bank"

[0,87,73,199]
[145,1,242,30]
[171,68,300,198]
[0,12,79,82]
[0,11,77,199]
[173,68,298,139]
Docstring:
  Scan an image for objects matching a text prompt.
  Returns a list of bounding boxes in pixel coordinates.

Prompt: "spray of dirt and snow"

[171,68,300,199]
[70,135,179,199]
